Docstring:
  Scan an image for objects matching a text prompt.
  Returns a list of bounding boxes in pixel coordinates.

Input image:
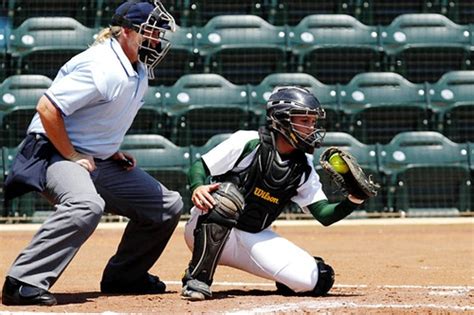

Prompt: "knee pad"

[275,256,335,297]
[312,257,335,296]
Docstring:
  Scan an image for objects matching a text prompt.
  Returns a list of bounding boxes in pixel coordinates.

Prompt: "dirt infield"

[0,218,472,314]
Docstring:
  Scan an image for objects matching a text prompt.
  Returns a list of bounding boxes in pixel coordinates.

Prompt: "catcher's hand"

[320,147,380,200]
[211,182,245,219]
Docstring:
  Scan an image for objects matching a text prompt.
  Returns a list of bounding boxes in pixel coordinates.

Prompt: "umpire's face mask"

[136,2,176,79]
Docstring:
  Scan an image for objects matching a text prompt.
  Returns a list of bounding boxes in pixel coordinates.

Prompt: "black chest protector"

[216,127,311,233]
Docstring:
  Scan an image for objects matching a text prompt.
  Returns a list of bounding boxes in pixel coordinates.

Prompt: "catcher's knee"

[312,257,335,296]
[276,257,335,297]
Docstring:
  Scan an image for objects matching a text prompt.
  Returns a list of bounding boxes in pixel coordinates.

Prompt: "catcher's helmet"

[112,0,176,79]
[266,86,326,153]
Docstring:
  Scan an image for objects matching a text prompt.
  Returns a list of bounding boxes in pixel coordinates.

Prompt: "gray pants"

[7,157,183,290]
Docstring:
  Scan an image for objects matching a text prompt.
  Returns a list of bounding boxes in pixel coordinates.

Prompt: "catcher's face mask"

[288,108,326,152]
[267,86,326,154]
[112,0,176,79]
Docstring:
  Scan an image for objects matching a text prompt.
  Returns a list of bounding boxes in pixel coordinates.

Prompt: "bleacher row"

[2,0,473,28]
[2,130,473,218]
[1,71,473,148]
[0,1,473,220]
[0,12,473,86]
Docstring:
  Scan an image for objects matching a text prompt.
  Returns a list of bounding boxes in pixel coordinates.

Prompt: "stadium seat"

[183,0,266,27]
[126,85,168,137]
[249,73,341,130]
[163,73,251,146]
[0,17,10,81]
[272,0,356,26]
[357,0,443,25]
[151,25,199,86]
[339,72,430,144]
[0,74,52,147]
[8,0,99,28]
[289,14,383,84]
[9,17,97,79]
[313,132,383,213]
[445,0,474,24]
[378,131,470,215]
[427,70,474,142]
[381,14,472,83]
[189,132,231,162]
[196,15,288,84]
[120,134,193,212]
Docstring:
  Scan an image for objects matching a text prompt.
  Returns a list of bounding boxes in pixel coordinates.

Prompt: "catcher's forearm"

[307,199,360,226]
[188,159,211,193]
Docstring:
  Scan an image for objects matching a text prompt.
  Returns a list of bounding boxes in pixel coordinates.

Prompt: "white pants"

[184,208,319,292]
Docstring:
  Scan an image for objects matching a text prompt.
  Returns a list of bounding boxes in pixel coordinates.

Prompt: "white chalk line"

[225,301,474,314]
[169,280,473,313]
[165,280,474,291]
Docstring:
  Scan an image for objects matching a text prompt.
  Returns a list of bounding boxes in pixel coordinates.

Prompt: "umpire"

[1,0,182,306]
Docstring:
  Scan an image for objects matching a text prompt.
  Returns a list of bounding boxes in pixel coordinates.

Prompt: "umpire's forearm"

[307,198,360,226]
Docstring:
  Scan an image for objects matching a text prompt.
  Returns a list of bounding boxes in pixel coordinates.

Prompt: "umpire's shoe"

[100,273,166,294]
[2,276,57,306]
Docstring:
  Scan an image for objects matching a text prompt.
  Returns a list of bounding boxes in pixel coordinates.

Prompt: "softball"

[329,153,349,174]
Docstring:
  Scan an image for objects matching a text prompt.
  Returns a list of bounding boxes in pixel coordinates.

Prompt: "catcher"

[181,86,379,301]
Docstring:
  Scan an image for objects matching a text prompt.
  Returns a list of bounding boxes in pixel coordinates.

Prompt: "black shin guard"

[185,213,232,286]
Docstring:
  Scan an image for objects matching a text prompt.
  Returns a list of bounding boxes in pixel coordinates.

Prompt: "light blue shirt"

[28,38,148,159]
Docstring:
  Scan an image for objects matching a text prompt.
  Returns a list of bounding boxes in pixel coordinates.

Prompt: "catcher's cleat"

[181,279,212,301]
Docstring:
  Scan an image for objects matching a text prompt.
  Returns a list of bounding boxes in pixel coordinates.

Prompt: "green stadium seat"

[8,0,99,28]
[0,18,10,81]
[9,17,97,79]
[445,0,474,24]
[381,13,472,83]
[189,132,231,163]
[427,70,474,142]
[183,0,266,27]
[271,0,356,26]
[0,74,52,147]
[289,14,383,84]
[120,134,193,212]
[249,73,341,130]
[126,85,168,137]
[196,15,288,84]
[163,73,251,146]
[151,25,199,86]
[357,0,443,25]
[339,72,430,144]
[314,132,383,213]
[378,131,470,215]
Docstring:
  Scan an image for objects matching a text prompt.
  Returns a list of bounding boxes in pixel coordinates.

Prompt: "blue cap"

[113,1,154,26]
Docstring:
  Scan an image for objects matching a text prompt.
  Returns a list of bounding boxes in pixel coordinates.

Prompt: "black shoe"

[2,276,57,306]
[100,273,166,294]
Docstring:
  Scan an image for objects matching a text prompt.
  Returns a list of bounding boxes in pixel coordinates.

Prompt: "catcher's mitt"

[211,182,245,220]
[320,147,379,200]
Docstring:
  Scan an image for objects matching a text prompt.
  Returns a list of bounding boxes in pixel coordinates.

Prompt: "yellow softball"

[329,153,349,174]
